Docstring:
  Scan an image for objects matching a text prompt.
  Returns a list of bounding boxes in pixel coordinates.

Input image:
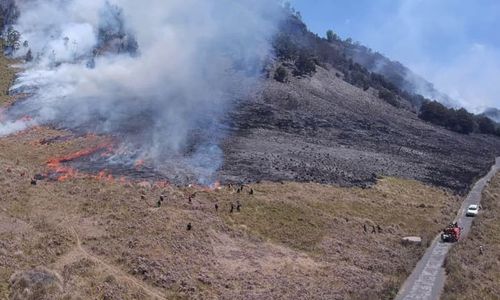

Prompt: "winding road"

[395,157,500,300]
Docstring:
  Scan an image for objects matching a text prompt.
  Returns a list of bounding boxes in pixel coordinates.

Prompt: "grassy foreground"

[0,125,461,299]
[443,173,500,300]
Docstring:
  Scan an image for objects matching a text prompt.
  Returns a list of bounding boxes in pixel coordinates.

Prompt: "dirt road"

[395,157,500,300]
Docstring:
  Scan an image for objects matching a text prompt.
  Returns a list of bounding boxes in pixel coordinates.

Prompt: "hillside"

[1,3,500,300]
[219,15,500,193]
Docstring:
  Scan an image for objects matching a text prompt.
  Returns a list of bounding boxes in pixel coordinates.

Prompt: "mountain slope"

[219,15,500,192]
[221,65,500,192]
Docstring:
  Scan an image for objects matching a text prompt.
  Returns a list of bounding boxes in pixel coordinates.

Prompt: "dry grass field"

[443,173,500,300]
[0,126,462,299]
[0,41,17,106]
[0,47,463,299]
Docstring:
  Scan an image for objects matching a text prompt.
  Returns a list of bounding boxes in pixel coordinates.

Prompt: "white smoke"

[2,0,283,183]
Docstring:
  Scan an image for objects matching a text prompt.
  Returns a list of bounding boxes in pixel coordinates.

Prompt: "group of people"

[154,183,255,231]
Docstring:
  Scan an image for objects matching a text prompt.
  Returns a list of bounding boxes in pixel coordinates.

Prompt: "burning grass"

[46,140,115,182]
[442,173,500,300]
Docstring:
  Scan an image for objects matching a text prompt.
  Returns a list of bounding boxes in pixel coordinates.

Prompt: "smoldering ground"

[1,0,283,184]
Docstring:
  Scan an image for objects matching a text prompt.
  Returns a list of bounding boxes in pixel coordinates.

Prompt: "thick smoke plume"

[2,0,283,183]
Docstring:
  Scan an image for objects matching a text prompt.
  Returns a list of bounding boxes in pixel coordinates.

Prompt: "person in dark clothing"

[377,225,382,233]
[215,203,219,212]
[249,188,254,195]
[187,223,192,231]
[157,199,162,208]
[236,201,241,212]
[230,203,234,213]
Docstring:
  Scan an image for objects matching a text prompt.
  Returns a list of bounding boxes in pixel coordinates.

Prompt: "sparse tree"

[477,116,496,134]
[6,26,20,47]
[326,30,338,43]
[453,108,475,134]
[419,101,451,127]
[295,11,302,20]
[25,49,33,62]
[378,89,399,107]
[294,52,316,76]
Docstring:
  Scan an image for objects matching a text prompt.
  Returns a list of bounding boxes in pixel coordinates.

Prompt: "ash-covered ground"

[220,66,500,193]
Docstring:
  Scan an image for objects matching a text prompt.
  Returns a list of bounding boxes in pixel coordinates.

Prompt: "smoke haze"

[2,0,283,183]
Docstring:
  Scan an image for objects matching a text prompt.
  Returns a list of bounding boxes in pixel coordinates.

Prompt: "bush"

[294,52,316,76]
[25,49,33,62]
[419,101,479,135]
[326,30,338,43]
[419,101,453,127]
[273,34,299,60]
[477,116,496,134]
[453,108,475,134]
[378,89,399,107]
[274,66,288,83]
[3,26,20,53]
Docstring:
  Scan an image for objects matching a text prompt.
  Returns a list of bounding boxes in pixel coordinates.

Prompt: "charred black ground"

[220,66,500,192]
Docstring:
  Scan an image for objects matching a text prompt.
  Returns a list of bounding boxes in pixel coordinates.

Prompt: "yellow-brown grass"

[0,125,462,299]
[0,40,17,106]
[443,173,500,300]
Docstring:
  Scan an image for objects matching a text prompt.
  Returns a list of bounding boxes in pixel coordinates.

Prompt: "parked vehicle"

[466,204,479,217]
[441,223,461,243]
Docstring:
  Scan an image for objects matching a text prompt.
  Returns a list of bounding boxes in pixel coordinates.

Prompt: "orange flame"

[46,142,114,182]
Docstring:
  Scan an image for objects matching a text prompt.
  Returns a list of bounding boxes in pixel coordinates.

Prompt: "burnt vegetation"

[419,101,500,136]
[273,7,500,137]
